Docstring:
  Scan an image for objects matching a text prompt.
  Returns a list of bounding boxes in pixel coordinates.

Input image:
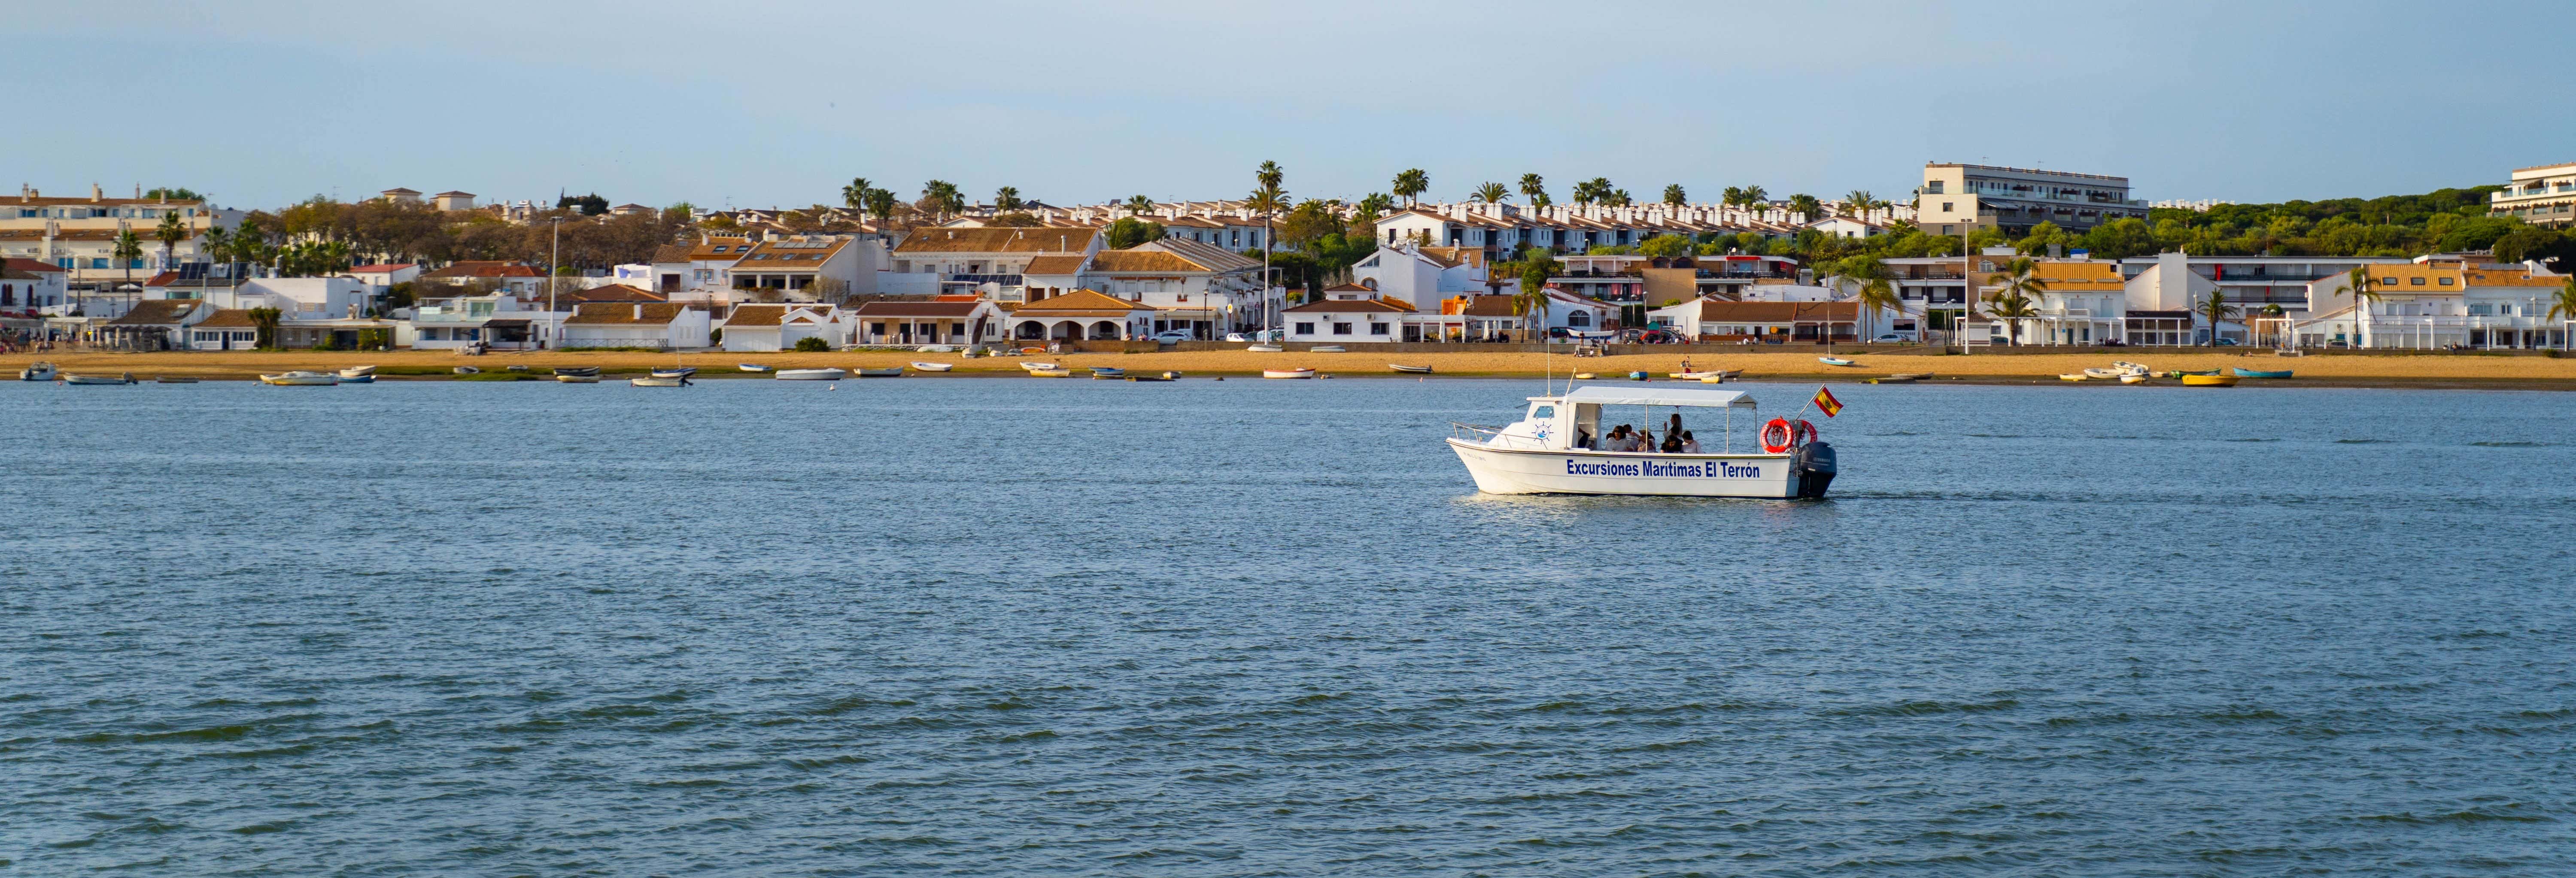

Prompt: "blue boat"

[2231,368,2293,379]
[1628,371,1650,381]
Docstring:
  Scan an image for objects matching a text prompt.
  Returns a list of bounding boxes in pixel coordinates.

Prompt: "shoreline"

[9,348,2576,390]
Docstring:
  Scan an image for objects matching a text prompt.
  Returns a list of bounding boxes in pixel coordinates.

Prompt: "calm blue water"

[5,377,2574,875]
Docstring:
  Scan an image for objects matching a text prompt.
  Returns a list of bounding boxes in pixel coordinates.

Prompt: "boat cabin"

[1489,386,1763,454]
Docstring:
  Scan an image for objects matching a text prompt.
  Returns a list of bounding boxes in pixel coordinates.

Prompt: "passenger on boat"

[1660,429,1684,453]
[1679,431,1701,453]
[1604,425,1630,450]
[1574,427,1595,450]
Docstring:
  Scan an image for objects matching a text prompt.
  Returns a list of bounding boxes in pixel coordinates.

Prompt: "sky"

[15,0,2572,213]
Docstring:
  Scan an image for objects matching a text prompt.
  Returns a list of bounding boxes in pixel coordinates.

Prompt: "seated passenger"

[1661,429,1684,453]
[1574,427,1595,450]
[1679,430,1702,453]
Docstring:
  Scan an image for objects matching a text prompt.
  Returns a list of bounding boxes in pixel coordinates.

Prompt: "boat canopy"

[1548,386,1757,409]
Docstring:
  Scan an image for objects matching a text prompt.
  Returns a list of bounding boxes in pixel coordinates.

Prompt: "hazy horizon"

[16,0,2569,211]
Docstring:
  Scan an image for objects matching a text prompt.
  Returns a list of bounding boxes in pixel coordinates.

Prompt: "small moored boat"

[553,366,601,377]
[259,371,338,386]
[1245,344,1285,353]
[1391,364,1434,374]
[66,372,140,385]
[2082,367,2126,380]
[738,363,773,373]
[1090,367,1126,379]
[1628,371,1650,381]
[340,365,377,378]
[776,368,848,381]
[453,366,480,375]
[909,362,954,372]
[2059,373,2089,381]
[2119,374,2149,384]
[337,374,376,383]
[631,376,690,387]
[2232,368,2293,379]
[1127,373,1174,382]
[1819,357,1858,367]
[1027,368,1073,377]
[1018,361,1059,372]
[1309,345,1346,353]
[1263,368,1316,379]
[20,362,58,381]
[854,368,905,378]
[2182,374,2240,387]
[651,367,697,379]
[1573,372,1597,380]
[1671,370,1741,380]
[555,374,600,383]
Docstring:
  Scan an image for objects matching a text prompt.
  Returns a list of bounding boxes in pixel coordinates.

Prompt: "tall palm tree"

[111,228,144,310]
[2342,265,2384,348]
[1393,169,1429,207]
[995,186,1024,211]
[1249,161,1288,337]
[1720,186,1747,220]
[1662,184,1687,207]
[920,180,964,223]
[841,177,872,211]
[863,188,899,229]
[1357,192,1394,216]
[1984,257,2047,346]
[202,225,229,266]
[1125,194,1156,218]
[1473,182,1509,204]
[1607,189,1633,207]
[1515,249,1559,341]
[2199,289,2241,347]
[1843,190,1876,219]
[1788,193,1822,223]
[1517,173,1546,212]
[2546,276,2576,349]
[1841,256,1899,338]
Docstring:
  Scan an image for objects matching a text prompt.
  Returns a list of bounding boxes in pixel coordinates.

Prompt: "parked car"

[1872,332,1916,343]
[1151,329,1194,343]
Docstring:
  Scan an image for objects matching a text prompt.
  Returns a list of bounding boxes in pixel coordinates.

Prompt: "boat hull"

[909,362,954,372]
[1446,439,1804,498]
[775,368,847,380]
[1263,369,1315,379]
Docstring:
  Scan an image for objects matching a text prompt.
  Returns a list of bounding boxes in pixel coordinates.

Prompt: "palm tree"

[863,188,899,229]
[1125,194,1156,218]
[1984,257,2047,345]
[1518,173,1546,211]
[1473,182,1509,204]
[1662,184,1686,207]
[1788,193,1822,223]
[2545,276,2576,349]
[920,180,964,223]
[841,177,872,211]
[1515,249,1559,342]
[110,228,144,312]
[1607,189,1632,207]
[1842,256,1899,340]
[2200,289,2241,347]
[995,186,1024,211]
[202,225,229,265]
[1842,190,1877,219]
[1249,161,1289,337]
[1720,186,1747,220]
[2342,265,2383,348]
[1740,185,1769,223]
[1393,168,1429,207]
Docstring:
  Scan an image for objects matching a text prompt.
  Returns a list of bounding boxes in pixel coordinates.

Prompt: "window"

[1332,322,1353,335]
[2439,277,2454,286]
[1294,322,1315,334]
[2410,276,2424,286]
[1532,405,1555,419]
[1926,181,1944,194]
[1369,322,1389,335]
[2380,277,2397,285]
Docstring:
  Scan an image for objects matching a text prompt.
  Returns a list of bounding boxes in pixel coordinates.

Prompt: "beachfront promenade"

[10,347,2576,387]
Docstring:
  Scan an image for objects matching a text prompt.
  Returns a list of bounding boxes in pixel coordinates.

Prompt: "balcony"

[944,273,1024,286]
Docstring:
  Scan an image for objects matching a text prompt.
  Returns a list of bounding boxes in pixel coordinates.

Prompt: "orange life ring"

[1791,419,1818,447]
[1760,418,1794,453]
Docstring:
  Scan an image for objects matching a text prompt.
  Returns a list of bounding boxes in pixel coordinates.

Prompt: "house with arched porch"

[1007,289,1155,341]
[850,297,1006,345]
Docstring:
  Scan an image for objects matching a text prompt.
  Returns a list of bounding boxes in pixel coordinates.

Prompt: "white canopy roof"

[1549,385,1757,409]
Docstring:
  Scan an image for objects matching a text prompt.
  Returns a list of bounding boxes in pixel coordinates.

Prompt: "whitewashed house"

[719,303,848,351]
[562,302,711,349]
[848,297,1006,345]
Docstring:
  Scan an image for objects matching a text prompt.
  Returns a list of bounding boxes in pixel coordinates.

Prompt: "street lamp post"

[548,216,561,349]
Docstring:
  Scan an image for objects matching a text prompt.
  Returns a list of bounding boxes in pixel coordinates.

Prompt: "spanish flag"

[1812,386,1844,418]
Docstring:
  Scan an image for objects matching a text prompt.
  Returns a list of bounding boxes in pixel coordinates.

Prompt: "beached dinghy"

[1819,356,1858,367]
[453,366,480,374]
[1027,368,1072,377]
[738,363,773,373]
[1245,344,1284,353]
[2082,367,2126,379]
[1390,364,1434,374]
[651,367,697,379]
[1309,345,1346,353]
[1263,368,1316,379]
[2119,373,2149,384]
[909,362,954,372]
[775,368,848,380]
[66,372,140,385]
[631,376,690,387]
[1018,361,1059,372]
[2232,368,2293,379]
[2182,374,2239,386]
[853,368,905,378]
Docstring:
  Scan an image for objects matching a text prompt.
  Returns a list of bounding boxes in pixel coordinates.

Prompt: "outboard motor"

[1792,441,1836,499]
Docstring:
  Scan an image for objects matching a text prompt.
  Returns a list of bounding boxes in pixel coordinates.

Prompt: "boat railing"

[1450,422,1505,441]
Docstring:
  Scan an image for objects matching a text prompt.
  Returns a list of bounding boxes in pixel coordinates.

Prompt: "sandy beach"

[6,347,2574,388]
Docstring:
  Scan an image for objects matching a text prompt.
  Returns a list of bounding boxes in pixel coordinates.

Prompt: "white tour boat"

[1446,385,1836,499]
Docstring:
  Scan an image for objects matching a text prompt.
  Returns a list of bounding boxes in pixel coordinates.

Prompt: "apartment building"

[2117,251,2409,318]
[0,185,240,289]
[1914,164,2147,237]
[2488,161,2576,228]
[2303,256,2567,349]
[1018,238,1267,337]
[885,226,1102,299]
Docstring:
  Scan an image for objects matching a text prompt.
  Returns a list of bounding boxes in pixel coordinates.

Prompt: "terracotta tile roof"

[1143,238,1259,271]
[894,227,1097,254]
[567,302,690,325]
[850,300,989,318]
[566,283,668,304]
[422,261,541,279]
[1022,254,1088,275]
[1287,297,1413,314]
[722,304,790,327]
[738,237,850,267]
[1418,246,1480,268]
[348,263,415,273]
[1088,249,1208,273]
[2,258,64,273]
[191,308,258,328]
[1013,289,1153,316]
[2465,268,2561,288]
[1458,295,1521,318]
[649,243,696,264]
[108,299,205,325]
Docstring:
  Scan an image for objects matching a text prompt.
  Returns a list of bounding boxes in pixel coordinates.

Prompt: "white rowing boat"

[738,363,773,373]
[776,368,847,381]
[259,371,339,386]
[630,376,690,387]
[65,373,139,385]
[1263,368,1316,379]
[909,362,954,372]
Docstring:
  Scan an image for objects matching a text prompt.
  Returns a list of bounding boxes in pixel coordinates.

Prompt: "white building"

[848,297,1008,345]
[561,302,711,349]
[1005,289,1157,342]
[2,258,68,312]
[1018,238,1268,338]
[887,226,1102,300]
[401,291,565,350]
[2488,161,2576,228]
[718,304,848,352]
[1914,163,2148,237]
[2301,257,2567,349]
[1347,245,1491,310]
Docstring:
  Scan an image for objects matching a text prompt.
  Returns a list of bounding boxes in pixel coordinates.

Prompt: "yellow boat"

[2058,373,2088,381]
[1027,368,1072,377]
[2181,374,2239,387]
